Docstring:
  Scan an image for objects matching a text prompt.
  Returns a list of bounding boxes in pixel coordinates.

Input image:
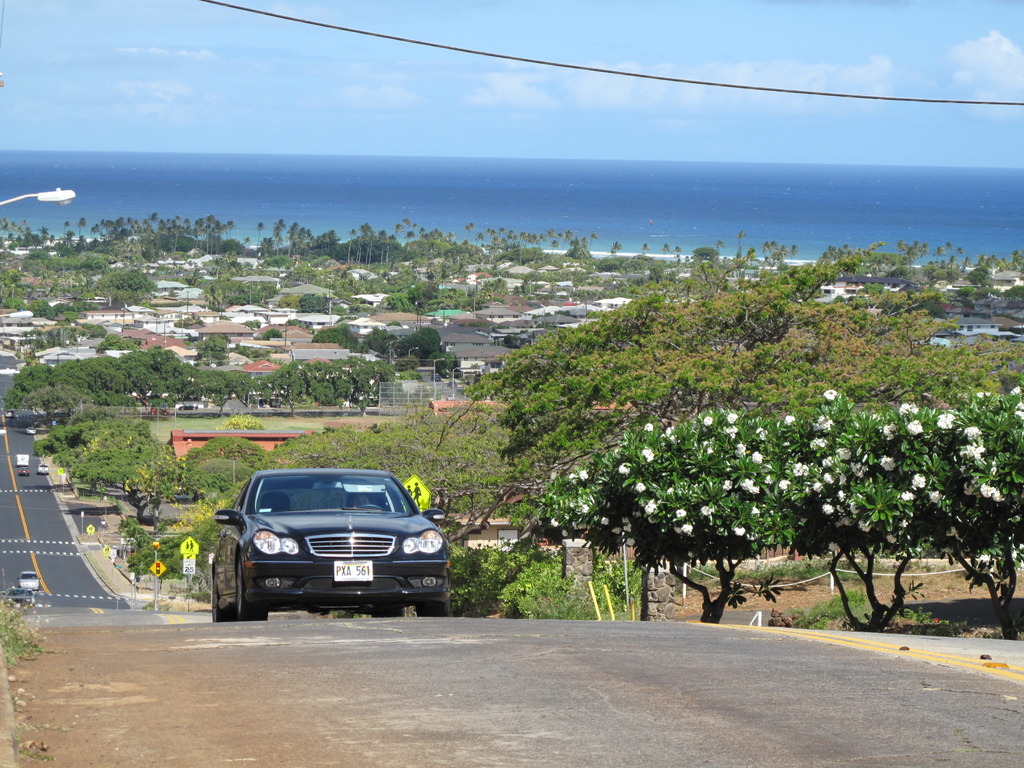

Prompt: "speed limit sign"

[182,558,196,575]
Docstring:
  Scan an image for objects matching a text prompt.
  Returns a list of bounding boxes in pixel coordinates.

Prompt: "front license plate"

[334,561,373,582]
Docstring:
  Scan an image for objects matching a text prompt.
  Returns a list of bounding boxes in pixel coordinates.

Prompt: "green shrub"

[0,602,42,665]
[792,589,868,630]
[450,541,559,617]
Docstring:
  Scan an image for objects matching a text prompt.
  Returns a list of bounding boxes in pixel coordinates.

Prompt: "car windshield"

[250,474,415,517]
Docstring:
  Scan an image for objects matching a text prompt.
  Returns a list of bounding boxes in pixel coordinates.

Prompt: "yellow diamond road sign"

[150,561,167,578]
[403,475,431,510]
[179,536,201,558]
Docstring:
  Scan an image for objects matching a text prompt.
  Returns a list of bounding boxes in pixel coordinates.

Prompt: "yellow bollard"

[588,581,603,621]
[603,584,616,621]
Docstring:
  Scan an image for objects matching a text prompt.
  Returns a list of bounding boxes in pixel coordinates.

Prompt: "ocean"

[2,151,1022,261]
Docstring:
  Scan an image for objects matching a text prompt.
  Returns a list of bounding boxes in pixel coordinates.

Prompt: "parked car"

[18,571,40,591]
[17,468,29,476]
[36,464,49,475]
[2,588,35,607]
[211,468,450,622]
[25,426,36,435]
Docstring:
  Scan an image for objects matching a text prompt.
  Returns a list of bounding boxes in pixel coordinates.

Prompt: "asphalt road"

[0,358,128,612]
[14,617,1024,768]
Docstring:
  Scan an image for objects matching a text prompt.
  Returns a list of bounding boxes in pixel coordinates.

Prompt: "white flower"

[822,456,833,468]
[784,415,796,425]
[823,473,834,485]
[900,491,915,502]
[681,524,693,534]
[778,479,791,491]
[735,443,746,457]
[828,542,840,553]
[937,412,955,429]
[724,426,738,437]
[911,474,926,489]
[959,443,986,461]
[907,420,924,435]
[814,416,833,432]
[751,506,761,516]
[882,424,897,439]
[727,412,739,424]
[756,427,767,439]
[929,491,942,503]
[899,402,919,416]
[733,527,746,537]
[635,482,647,493]
[739,478,759,494]
[703,415,714,426]
[751,452,763,464]
[812,482,824,493]
[618,464,630,475]
[700,505,713,517]
[964,426,982,440]
[674,509,687,519]
[644,499,658,515]
[723,480,733,491]
[600,517,610,525]
[837,448,851,460]
[822,503,834,515]
[644,422,655,432]
[880,456,896,471]
[1013,386,1022,395]
[792,463,809,477]
[980,484,1004,502]
[811,438,827,449]
[823,389,838,401]
[641,448,655,463]
[626,538,635,546]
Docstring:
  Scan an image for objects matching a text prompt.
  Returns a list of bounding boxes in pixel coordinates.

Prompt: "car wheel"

[235,559,269,622]
[211,568,236,623]
[414,600,451,618]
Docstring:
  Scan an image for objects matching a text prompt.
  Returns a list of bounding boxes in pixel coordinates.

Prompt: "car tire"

[413,600,451,618]
[235,559,269,622]
[211,569,236,623]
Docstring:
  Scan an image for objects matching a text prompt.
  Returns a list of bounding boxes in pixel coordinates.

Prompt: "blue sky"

[2,0,1023,167]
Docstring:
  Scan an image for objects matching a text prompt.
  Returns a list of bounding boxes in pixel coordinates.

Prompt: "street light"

[0,188,76,207]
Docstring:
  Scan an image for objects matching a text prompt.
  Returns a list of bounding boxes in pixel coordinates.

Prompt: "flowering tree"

[780,393,954,631]
[919,392,1024,640]
[543,411,793,623]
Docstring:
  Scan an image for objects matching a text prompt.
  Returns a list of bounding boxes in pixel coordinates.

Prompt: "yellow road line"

[3,431,50,595]
[161,614,186,624]
[693,622,1024,684]
[90,607,104,614]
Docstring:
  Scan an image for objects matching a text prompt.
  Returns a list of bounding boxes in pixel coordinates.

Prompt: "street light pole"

[0,188,77,207]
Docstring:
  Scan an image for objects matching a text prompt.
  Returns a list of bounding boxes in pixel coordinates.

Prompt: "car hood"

[249,512,436,538]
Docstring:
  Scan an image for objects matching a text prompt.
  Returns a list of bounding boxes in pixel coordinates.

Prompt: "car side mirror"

[213,508,244,527]
[423,509,445,524]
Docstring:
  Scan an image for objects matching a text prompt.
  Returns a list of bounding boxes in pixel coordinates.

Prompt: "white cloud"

[562,55,895,115]
[117,47,218,62]
[330,83,427,111]
[465,72,561,110]
[949,30,1024,99]
[115,80,194,115]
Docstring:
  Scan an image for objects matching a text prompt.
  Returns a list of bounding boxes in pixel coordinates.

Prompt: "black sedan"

[17,468,29,476]
[212,468,450,621]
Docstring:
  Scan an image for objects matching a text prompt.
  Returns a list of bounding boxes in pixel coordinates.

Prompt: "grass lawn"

[148,413,399,443]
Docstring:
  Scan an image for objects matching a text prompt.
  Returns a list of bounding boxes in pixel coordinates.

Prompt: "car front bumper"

[241,556,450,611]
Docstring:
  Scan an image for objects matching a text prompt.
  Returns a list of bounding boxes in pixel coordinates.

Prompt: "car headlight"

[403,530,444,554]
[253,530,299,555]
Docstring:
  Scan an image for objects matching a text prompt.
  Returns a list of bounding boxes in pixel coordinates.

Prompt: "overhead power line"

[198,0,1024,107]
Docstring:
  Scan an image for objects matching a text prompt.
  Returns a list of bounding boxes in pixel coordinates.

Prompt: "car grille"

[304,577,400,591]
[306,533,396,558]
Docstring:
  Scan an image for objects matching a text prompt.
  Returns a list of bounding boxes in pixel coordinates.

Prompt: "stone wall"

[561,539,593,587]
[642,566,681,621]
